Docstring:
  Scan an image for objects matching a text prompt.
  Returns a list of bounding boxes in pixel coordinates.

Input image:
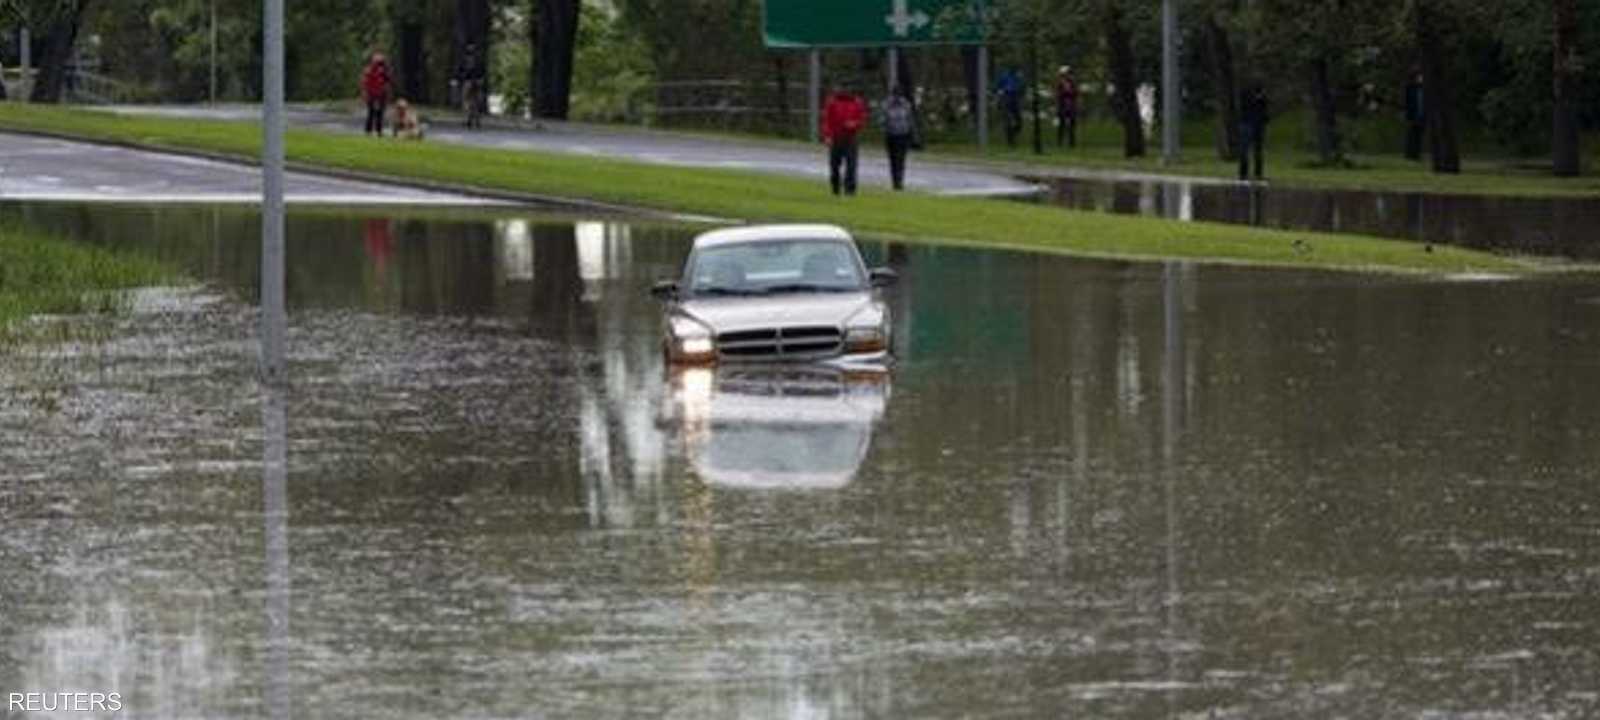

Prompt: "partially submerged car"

[651,224,896,368]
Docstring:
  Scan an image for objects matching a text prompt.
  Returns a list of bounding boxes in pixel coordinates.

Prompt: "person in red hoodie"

[361,51,392,136]
[821,82,869,196]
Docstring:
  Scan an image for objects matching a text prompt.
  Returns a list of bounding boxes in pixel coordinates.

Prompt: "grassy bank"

[0,220,175,330]
[649,109,1600,199]
[0,103,1540,274]
[924,117,1600,200]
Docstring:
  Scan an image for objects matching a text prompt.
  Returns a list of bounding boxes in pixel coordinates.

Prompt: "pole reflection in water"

[1162,261,1188,711]
[262,386,290,720]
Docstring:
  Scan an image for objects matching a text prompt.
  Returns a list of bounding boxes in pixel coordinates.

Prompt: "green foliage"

[569,4,652,121]
[88,0,386,102]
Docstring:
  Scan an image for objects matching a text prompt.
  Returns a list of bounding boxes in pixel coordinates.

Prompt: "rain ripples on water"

[2,202,1599,717]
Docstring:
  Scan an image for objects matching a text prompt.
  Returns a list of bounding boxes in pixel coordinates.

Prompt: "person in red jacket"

[361,51,392,136]
[821,83,869,196]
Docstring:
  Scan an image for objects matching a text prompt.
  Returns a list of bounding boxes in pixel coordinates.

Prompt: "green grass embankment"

[927,130,1600,200]
[0,220,175,330]
[0,103,1543,275]
[631,110,1600,199]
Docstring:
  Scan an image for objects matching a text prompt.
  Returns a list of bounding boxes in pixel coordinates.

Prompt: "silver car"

[652,224,896,367]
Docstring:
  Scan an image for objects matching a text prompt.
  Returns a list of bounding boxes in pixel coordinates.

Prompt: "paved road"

[104,104,1041,197]
[0,132,501,205]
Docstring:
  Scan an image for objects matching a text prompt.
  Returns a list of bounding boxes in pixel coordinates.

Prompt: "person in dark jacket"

[1238,84,1269,181]
[361,51,392,136]
[995,68,1024,148]
[1055,65,1078,148]
[1404,67,1425,162]
[882,85,917,191]
[821,83,869,196]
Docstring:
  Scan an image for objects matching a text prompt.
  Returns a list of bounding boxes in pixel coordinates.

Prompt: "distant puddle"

[1028,176,1600,258]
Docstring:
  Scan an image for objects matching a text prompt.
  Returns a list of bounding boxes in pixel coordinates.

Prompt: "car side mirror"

[869,268,898,287]
[650,280,679,300]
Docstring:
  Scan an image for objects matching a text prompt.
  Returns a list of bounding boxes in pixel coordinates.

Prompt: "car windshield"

[686,239,866,296]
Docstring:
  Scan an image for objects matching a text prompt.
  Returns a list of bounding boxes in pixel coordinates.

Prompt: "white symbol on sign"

[885,0,931,37]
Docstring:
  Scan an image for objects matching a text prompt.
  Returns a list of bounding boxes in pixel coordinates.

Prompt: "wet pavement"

[100,104,1040,197]
[0,132,502,206]
[1034,176,1600,259]
[4,202,1600,717]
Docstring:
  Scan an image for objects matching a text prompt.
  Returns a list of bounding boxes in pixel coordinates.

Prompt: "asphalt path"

[104,104,1041,197]
[0,132,501,205]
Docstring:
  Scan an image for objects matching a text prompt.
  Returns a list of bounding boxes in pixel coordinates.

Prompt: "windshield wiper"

[760,283,857,294]
[693,286,762,297]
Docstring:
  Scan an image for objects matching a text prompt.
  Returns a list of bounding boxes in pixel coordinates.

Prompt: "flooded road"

[1035,176,1600,259]
[4,202,1600,717]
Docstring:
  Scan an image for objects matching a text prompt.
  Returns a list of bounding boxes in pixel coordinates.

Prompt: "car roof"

[692,224,854,249]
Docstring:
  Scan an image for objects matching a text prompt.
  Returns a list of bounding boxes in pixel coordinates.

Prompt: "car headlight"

[844,304,889,353]
[670,316,716,360]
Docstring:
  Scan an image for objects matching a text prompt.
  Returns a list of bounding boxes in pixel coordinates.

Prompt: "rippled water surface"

[3,202,1600,718]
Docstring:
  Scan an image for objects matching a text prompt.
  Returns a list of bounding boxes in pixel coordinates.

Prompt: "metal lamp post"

[1161,0,1181,165]
[262,0,286,383]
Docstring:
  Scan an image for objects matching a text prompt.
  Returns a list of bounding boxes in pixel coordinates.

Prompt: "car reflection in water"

[668,366,890,490]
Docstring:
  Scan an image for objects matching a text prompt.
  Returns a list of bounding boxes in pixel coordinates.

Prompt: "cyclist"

[454,42,487,129]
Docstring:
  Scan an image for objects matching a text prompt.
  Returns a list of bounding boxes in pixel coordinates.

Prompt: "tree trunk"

[1553,0,1581,177]
[1306,55,1340,165]
[1416,1,1459,173]
[1205,13,1237,161]
[0,70,7,100]
[1104,1,1145,158]
[29,1,93,103]
[535,0,581,119]
[895,47,918,99]
[398,20,428,104]
[774,55,790,133]
[1030,29,1043,155]
[454,0,492,113]
[962,45,980,126]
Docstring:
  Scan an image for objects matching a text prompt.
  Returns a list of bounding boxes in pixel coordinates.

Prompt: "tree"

[1552,0,1580,176]
[1201,1,1239,161]
[1248,0,1386,166]
[1413,0,1460,173]
[391,0,432,103]
[534,0,579,118]
[454,0,491,111]
[1,0,96,102]
[1102,0,1145,157]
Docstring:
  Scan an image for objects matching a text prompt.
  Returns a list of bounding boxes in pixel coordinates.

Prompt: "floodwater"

[1034,176,1600,259]
[3,202,1600,718]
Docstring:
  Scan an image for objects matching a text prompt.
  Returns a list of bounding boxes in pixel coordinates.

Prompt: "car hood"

[678,291,875,332]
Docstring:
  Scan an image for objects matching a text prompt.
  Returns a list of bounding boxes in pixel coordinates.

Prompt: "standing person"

[361,51,392,136]
[1404,67,1425,162]
[1238,83,1269,181]
[1055,65,1079,148]
[995,67,1024,148]
[455,42,487,129]
[883,85,917,191]
[821,83,868,196]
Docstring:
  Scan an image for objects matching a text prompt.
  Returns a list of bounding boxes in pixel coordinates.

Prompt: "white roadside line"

[0,191,512,206]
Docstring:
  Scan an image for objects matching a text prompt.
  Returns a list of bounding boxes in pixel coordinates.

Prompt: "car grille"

[717,326,842,360]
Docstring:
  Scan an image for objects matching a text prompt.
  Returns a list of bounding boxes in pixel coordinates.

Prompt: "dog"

[392,99,425,140]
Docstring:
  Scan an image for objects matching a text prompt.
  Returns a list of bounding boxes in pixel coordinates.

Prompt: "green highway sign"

[763,0,986,48]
